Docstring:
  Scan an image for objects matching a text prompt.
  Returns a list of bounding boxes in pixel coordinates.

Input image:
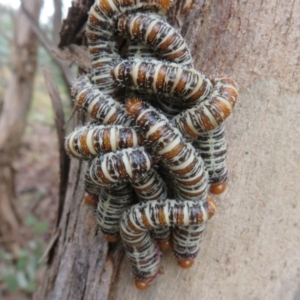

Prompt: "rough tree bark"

[37,0,300,299]
[0,0,43,255]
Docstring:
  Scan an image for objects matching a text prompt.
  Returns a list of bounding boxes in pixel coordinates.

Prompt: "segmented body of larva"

[111,60,212,106]
[71,75,133,125]
[65,124,143,159]
[172,76,238,138]
[118,13,193,67]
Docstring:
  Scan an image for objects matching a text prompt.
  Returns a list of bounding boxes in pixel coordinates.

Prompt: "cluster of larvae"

[64,0,238,289]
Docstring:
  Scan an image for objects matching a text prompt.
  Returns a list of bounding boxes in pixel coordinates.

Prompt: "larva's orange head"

[159,0,173,10]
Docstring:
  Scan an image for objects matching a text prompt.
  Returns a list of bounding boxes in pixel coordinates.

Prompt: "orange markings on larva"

[211,98,231,118]
[175,71,188,94]
[172,160,197,175]
[103,129,111,152]
[207,195,217,219]
[117,162,128,179]
[200,113,215,131]
[133,17,142,36]
[90,103,100,119]
[88,14,101,27]
[181,121,199,139]
[196,211,203,223]
[156,66,167,90]
[128,219,144,233]
[158,35,176,50]
[165,50,185,61]
[148,23,160,42]
[187,81,207,102]
[79,133,90,155]
[137,63,147,85]
[210,182,227,195]
[141,213,152,228]
[76,91,88,107]
[96,168,113,185]
[177,211,185,226]
[158,207,167,226]
[100,0,114,15]
[126,98,143,117]
[161,142,185,160]
[106,113,118,124]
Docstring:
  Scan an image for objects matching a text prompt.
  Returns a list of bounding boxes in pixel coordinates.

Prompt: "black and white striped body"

[65,124,143,159]
[72,76,133,125]
[118,13,193,67]
[112,60,212,106]
[193,124,228,185]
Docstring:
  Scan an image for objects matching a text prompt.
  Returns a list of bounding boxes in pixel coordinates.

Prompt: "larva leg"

[120,197,216,288]
[97,183,135,242]
[193,124,228,194]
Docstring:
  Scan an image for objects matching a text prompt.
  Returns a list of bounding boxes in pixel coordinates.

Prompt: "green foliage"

[0,215,48,297]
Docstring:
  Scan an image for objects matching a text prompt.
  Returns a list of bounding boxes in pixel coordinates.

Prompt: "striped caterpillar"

[71,75,132,125]
[65,124,143,159]
[111,60,212,106]
[117,13,193,67]
[172,76,238,138]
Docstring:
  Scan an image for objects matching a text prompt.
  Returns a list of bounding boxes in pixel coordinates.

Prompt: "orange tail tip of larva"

[177,259,194,269]
[84,193,99,207]
[105,235,120,243]
[135,275,156,290]
[157,238,172,250]
[210,182,227,195]
[207,195,217,219]
[125,98,143,117]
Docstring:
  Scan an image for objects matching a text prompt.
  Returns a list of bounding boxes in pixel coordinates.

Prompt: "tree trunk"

[37,0,300,299]
[0,0,43,255]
